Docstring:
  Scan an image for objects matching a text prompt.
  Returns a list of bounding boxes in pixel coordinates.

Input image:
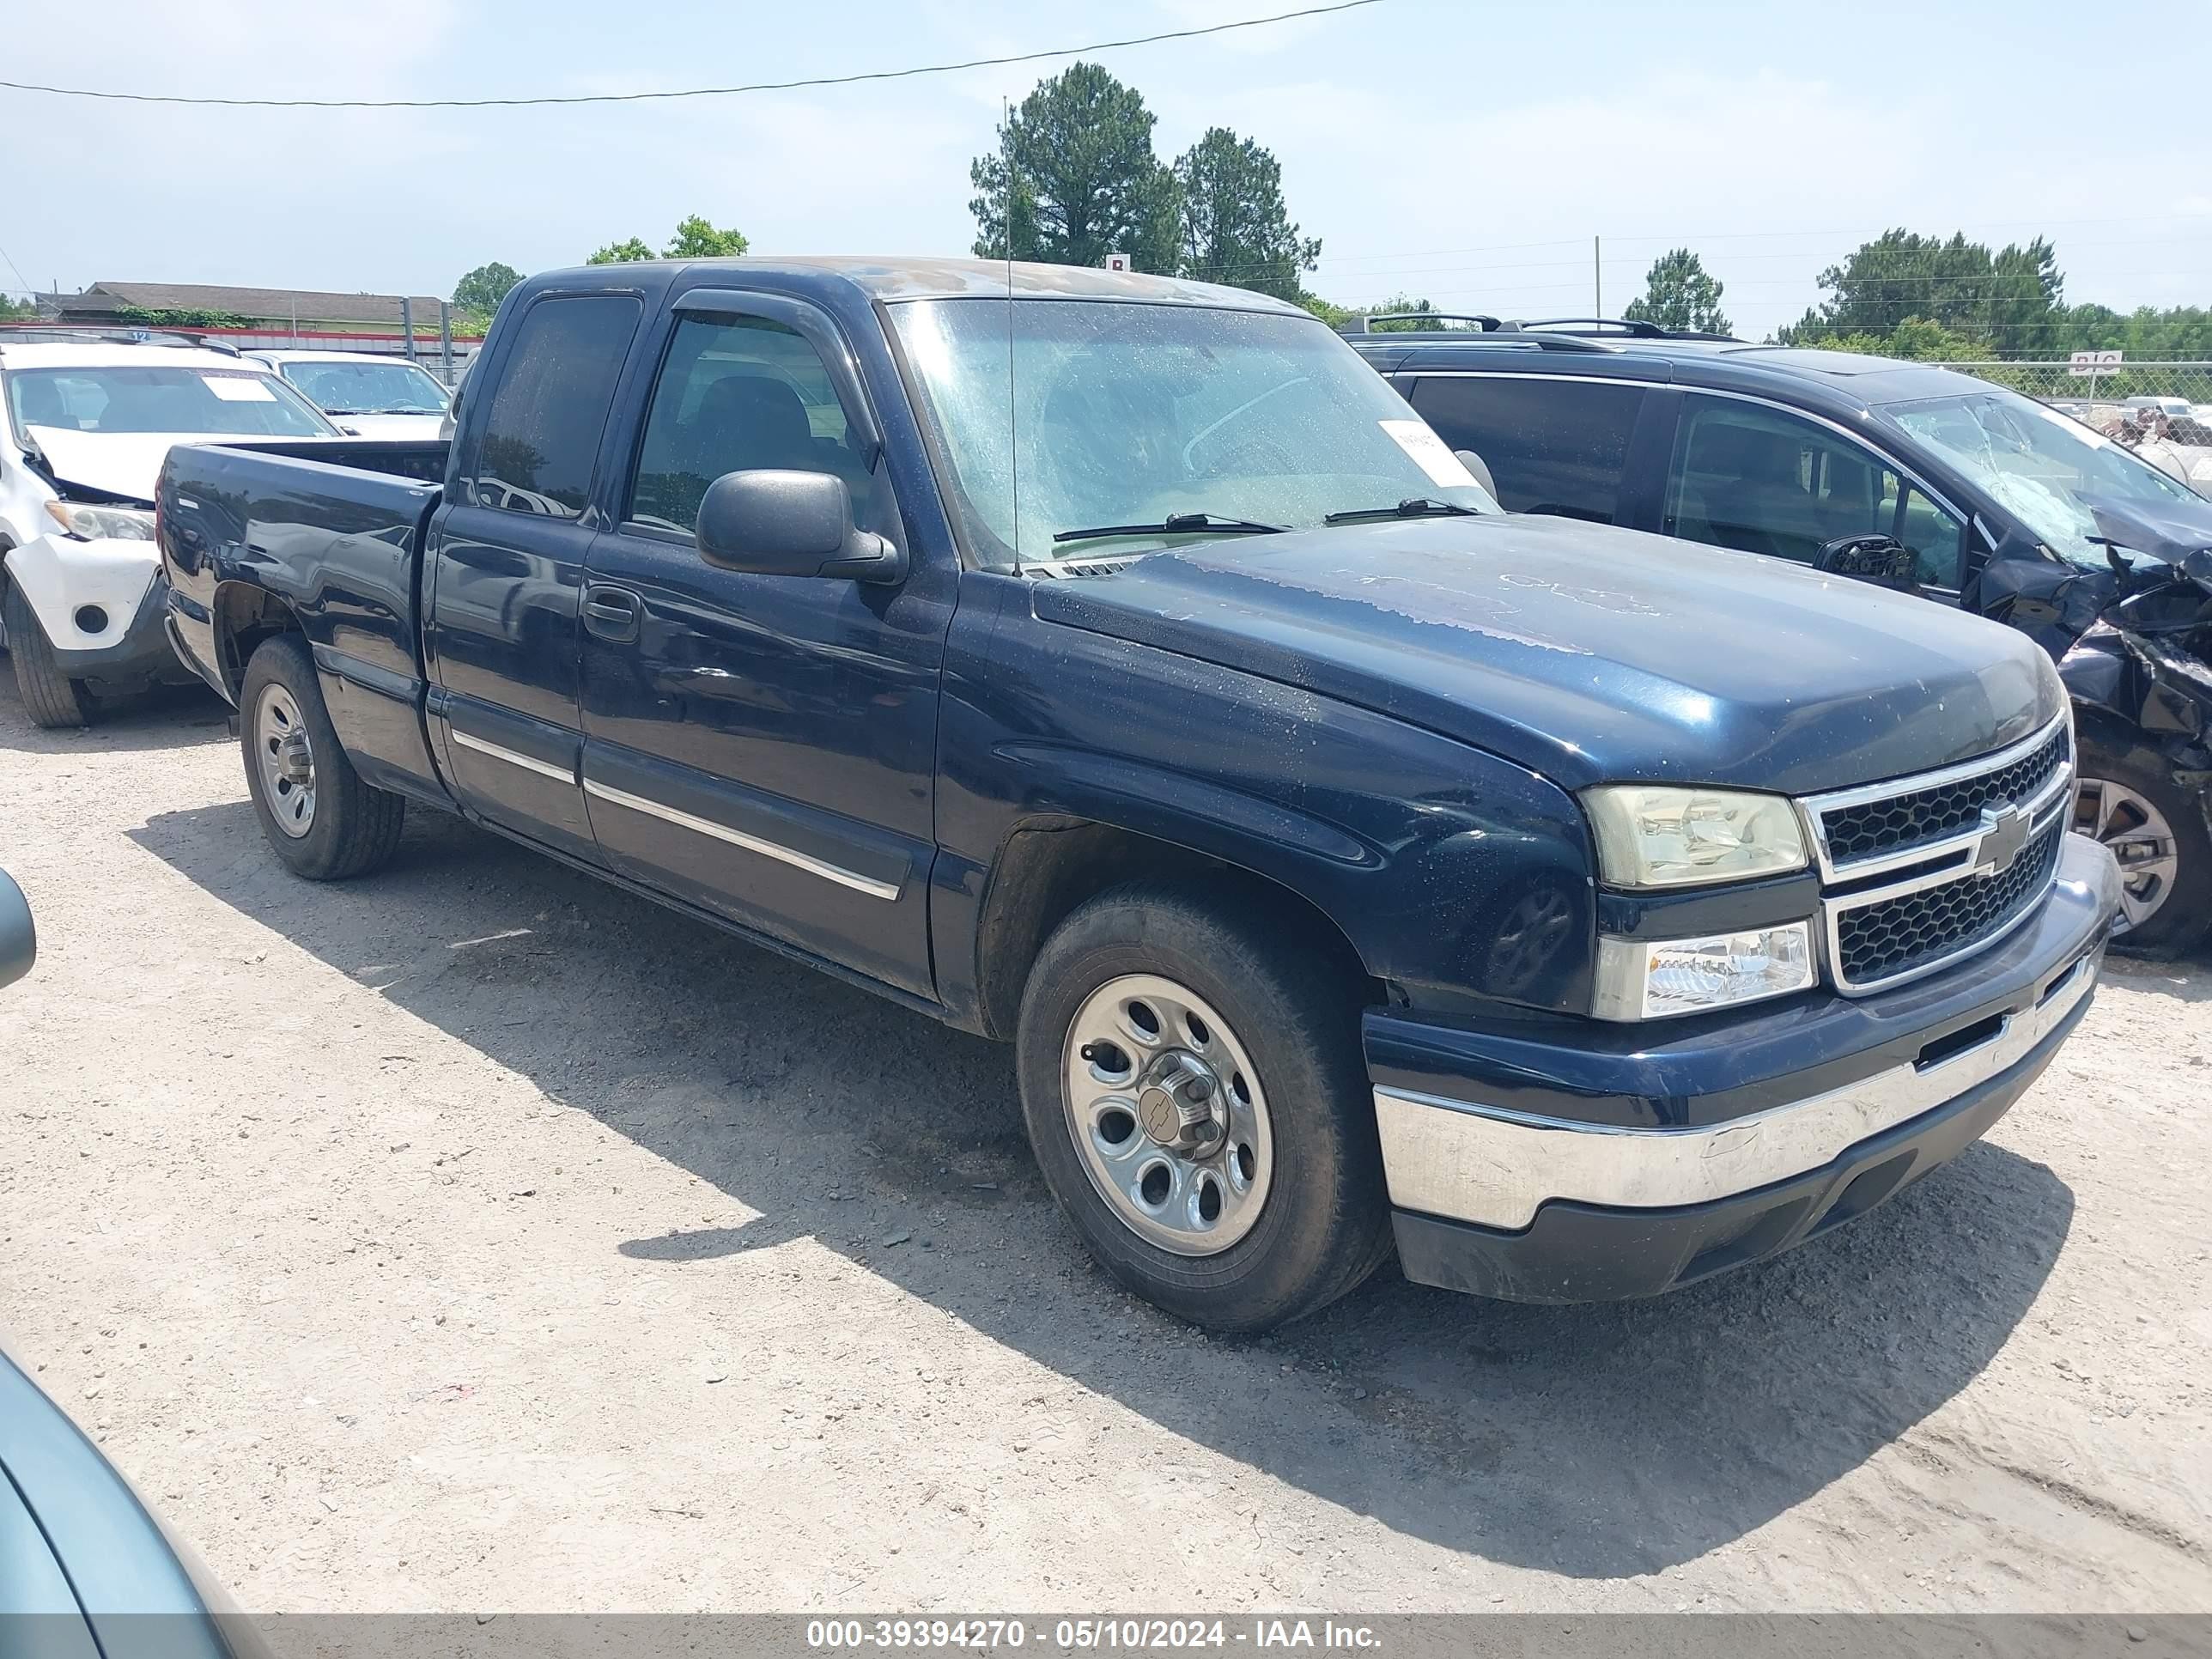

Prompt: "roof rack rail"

[0,323,240,355]
[1337,312,1503,336]
[1513,316,1741,342]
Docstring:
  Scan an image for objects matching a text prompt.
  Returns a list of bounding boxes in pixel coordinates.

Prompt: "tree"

[1171,127,1320,302]
[1358,295,1446,332]
[1778,228,2063,358]
[1623,248,1732,335]
[0,295,36,321]
[662,215,748,258]
[969,62,1181,272]
[1803,316,1991,362]
[586,237,657,265]
[586,216,749,266]
[453,262,523,316]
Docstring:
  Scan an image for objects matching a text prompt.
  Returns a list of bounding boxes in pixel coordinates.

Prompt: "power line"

[0,239,34,300]
[0,0,1382,109]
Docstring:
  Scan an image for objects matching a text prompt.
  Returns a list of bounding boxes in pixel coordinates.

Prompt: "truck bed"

[157,438,448,801]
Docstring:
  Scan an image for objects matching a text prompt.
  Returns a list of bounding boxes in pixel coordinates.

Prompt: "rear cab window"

[460,293,643,518]
[1406,374,1648,524]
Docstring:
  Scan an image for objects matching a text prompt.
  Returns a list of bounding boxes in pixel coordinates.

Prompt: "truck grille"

[1802,714,2074,994]
[1832,820,2065,987]
[1820,723,2070,867]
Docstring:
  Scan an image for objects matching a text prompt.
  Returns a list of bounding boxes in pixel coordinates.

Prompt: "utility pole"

[1594,235,1602,318]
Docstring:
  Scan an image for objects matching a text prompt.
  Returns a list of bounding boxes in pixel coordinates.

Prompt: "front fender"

[936,575,1598,1022]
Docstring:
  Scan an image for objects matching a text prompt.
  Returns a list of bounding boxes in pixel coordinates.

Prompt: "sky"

[6,0,2209,347]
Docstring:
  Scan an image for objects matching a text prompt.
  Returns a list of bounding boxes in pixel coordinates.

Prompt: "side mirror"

[0,868,35,994]
[696,469,906,585]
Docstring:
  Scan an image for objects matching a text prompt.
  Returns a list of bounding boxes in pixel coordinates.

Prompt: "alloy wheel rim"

[1061,973,1273,1256]
[2072,776,2179,933]
[254,684,318,839]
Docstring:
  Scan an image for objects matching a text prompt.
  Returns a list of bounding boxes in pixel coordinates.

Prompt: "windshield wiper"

[1052,511,1285,545]
[1324,497,1484,525]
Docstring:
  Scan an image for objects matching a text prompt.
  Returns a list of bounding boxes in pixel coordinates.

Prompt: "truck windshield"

[278,359,451,416]
[890,298,1496,568]
[6,366,335,438]
[1881,388,2197,568]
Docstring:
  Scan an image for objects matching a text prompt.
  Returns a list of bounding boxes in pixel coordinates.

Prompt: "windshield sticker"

[204,375,277,402]
[1379,419,1479,489]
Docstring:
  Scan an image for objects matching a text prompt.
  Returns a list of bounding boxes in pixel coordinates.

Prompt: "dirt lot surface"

[2,683,2208,1615]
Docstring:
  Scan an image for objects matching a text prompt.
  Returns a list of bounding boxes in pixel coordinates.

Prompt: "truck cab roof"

[529,255,1310,313]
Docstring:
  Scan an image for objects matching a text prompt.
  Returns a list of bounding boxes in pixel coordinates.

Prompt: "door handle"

[582,584,641,642]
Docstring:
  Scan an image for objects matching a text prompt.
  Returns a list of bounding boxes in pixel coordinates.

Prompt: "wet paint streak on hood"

[23,428,197,505]
[1029,516,2064,797]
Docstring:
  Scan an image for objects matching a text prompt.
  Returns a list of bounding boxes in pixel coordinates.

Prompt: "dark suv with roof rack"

[1346,315,2212,951]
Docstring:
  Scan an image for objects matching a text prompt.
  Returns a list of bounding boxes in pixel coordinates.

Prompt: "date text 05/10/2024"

[804,1619,1383,1650]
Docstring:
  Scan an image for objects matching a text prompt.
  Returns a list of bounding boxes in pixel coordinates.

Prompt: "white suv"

[0,331,338,726]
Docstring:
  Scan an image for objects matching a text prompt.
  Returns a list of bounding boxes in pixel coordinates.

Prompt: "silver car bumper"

[1375,919,2102,1233]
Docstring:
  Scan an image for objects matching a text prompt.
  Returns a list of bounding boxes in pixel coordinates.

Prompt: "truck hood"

[1029,515,2063,796]
[24,428,194,505]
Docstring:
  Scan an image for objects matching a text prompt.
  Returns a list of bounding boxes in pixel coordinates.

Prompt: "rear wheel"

[3,581,94,729]
[1016,881,1392,1332]
[2073,732,2212,951]
[240,635,405,880]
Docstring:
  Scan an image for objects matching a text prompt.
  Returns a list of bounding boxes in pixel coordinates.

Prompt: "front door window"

[1663,396,1965,587]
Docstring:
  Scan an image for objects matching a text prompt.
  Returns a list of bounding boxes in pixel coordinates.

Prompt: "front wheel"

[1016,881,1392,1332]
[240,635,406,880]
[3,581,94,729]
[2073,732,2212,951]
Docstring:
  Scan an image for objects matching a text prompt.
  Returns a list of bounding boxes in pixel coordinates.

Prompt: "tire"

[1015,879,1393,1333]
[3,580,94,729]
[239,634,406,880]
[2073,729,2212,952]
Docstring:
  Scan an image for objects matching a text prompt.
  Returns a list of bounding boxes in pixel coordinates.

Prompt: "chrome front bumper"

[1375,946,2098,1231]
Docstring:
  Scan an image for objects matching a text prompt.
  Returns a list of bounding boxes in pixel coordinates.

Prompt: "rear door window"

[1664,395,1966,587]
[1407,374,1647,524]
[462,294,642,518]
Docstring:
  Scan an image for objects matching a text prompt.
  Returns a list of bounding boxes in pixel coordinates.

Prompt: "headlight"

[45,501,155,542]
[1583,784,1808,889]
[1593,924,1814,1020]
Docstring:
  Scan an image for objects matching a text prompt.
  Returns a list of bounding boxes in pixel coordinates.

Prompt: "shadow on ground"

[131,799,2077,1578]
[2098,944,2212,1005]
[0,673,230,757]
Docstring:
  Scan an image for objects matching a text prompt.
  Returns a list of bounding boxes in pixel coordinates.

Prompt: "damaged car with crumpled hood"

[1930,398,2212,951]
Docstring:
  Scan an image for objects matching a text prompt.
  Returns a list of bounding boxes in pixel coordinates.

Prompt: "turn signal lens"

[1593,924,1815,1020]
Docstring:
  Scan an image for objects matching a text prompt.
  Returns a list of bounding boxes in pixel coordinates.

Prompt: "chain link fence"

[1934,361,2212,410]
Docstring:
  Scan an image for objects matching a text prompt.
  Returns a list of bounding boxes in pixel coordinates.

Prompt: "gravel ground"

[1,681,2207,1615]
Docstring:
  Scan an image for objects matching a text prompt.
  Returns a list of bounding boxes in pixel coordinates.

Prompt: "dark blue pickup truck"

[156,258,2118,1331]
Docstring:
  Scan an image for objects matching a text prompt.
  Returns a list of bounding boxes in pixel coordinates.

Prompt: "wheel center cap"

[1136,1053,1224,1154]
[276,732,313,785]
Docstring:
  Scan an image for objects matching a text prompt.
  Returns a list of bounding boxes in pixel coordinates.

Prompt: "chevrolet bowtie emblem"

[1977,802,2031,876]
